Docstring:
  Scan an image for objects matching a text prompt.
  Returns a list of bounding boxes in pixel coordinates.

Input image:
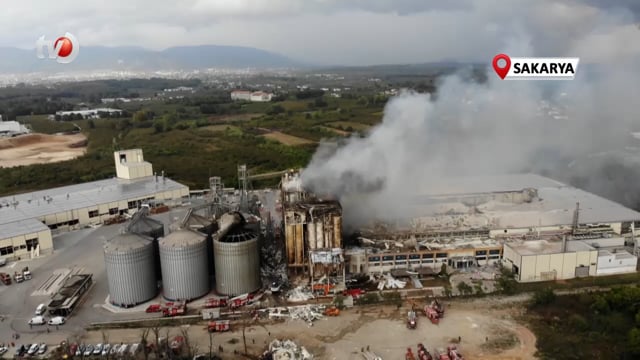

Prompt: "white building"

[231,90,273,102]
[0,149,189,262]
[503,237,638,282]
[230,90,252,101]
[0,120,30,137]
[250,91,273,102]
[55,108,123,119]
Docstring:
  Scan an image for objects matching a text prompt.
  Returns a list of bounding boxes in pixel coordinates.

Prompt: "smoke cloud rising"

[301,1,640,228]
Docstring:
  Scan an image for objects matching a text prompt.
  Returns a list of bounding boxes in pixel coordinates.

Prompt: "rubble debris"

[265,304,326,325]
[260,339,313,360]
[376,273,407,290]
[286,286,315,302]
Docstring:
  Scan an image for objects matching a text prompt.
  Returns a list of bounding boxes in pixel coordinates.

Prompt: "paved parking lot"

[0,207,190,357]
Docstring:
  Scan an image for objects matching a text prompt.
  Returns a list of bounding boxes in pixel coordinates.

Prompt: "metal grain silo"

[213,213,261,296]
[159,229,209,301]
[104,233,157,307]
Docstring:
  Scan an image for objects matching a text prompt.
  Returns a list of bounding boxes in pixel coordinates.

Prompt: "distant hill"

[0,45,302,73]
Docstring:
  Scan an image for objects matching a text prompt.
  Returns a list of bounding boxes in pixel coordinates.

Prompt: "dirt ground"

[262,131,314,145]
[81,298,537,360]
[0,133,87,168]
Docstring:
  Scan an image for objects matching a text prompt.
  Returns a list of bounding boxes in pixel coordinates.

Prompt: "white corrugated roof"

[0,176,188,226]
[0,218,50,238]
[408,174,640,228]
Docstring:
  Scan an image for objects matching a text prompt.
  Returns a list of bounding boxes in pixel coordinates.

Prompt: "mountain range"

[0,45,302,73]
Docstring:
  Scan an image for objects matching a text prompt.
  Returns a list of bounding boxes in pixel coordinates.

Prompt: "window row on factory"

[0,238,39,255]
[367,249,501,263]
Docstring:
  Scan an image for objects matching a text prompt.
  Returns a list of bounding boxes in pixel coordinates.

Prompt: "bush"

[568,314,589,332]
[358,292,381,305]
[457,281,473,295]
[531,288,557,307]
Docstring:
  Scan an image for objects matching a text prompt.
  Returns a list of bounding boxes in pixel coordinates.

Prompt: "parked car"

[27,343,39,356]
[109,344,120,355]
[35,303,46,315]
[118,344,129,355]
[94,343,103,355]
[83,344,94,356]
[0,345,8,355]
[48,316,66,325]
[37,343,47,355]
[69,343,78,356]
[130,343,140,355]
[28,316,46,325]
[14,344,26,357]
[75,344,84,357]
[102,344,112,356]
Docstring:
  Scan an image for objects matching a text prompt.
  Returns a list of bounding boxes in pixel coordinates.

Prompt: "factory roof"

[408,174,640,229]
[598,249,636,259]
[507,239,596,256]
[159,229,205,247]
[0,176,188,226]
[418,173,565,196]
[104,233,152,253]
[0,218,50,239]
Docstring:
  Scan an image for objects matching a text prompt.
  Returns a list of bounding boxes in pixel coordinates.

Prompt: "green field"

[1,91,387,195]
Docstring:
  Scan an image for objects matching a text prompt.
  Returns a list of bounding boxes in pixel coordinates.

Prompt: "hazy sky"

[0,0,638,65]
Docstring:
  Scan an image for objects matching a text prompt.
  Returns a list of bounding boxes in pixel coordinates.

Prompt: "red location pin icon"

[492,54,511,80]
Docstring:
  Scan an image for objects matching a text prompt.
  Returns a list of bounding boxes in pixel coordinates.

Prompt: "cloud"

[300,1,640,227]
[0,0,638,65]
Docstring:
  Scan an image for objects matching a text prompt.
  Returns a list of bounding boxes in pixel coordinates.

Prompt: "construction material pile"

[286,286,314,302]
[266,305,325,325]
[268,339,313,360]
[377,273,407,290]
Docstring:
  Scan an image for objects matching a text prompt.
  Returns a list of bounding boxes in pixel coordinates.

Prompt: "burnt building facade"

[281,171,343,278]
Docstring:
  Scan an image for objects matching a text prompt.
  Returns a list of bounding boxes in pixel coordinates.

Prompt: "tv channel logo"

[35,32,80,64]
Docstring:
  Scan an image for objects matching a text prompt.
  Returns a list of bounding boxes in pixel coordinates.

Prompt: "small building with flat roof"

[503,238,638,282]
[0,149,189,262]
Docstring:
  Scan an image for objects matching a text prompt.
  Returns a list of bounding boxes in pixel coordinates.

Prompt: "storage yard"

[1,160,640,359]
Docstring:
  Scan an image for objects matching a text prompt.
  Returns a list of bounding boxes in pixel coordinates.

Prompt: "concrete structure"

[346,239,503,274]
[230,90,273,102]
[281,170,343,275]
[213,217,261,296]
[503,240,599,282]
[159,229,209,301]
[230,90,252,101]
[0,120,30,137]
[104,233,158,307]
[0,149,189,262]
[250,91,273,102]
[596,250,637,275]
[405,174,640,237]
[114,149,153,180]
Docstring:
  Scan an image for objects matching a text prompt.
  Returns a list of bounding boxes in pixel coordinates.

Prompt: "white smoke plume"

[301,0,640,228]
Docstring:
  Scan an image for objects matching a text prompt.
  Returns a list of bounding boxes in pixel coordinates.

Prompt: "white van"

[35,304,46,316]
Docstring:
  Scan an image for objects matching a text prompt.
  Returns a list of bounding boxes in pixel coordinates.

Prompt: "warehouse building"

[502,237,638,282]
[345,173,640,278]
[0,149,189,262]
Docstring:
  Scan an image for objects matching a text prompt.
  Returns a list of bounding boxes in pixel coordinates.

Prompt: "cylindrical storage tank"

[159,229,209,301]
[104,233,157,307]
[214,230,261,296]
[316,222,324,249]
[333,216,342,248]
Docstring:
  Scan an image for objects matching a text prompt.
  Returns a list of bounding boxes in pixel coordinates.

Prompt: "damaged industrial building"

[281,171,345,289]
[280,171,640,285]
